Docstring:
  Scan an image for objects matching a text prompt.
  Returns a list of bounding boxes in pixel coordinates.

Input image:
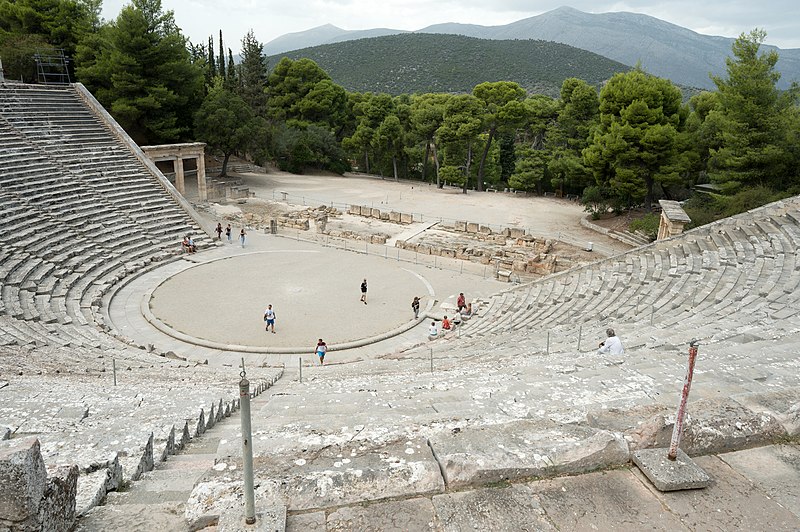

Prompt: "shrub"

[629,213,660,241]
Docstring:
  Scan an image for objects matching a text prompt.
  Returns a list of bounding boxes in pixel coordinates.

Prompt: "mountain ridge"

[262,6,800,90]
[266,33,630,97]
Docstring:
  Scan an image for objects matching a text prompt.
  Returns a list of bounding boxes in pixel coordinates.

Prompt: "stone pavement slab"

[428,419,629,489]
[431,484,555,531]
[326,497,437,532]
[716,444,800,517]
[635,454,800,531]
[532,469,688,531]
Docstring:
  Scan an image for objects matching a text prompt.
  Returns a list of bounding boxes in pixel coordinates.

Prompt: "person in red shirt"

[442,316,451,330]
[457,293,466,312]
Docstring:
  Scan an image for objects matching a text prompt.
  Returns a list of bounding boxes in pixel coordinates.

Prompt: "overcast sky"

[100,1,800,52]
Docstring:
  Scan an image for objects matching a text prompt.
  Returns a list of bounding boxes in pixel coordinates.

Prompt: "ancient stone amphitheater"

[1,83,798,530]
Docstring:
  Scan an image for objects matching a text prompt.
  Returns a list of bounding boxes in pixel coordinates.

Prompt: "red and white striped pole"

[668,339,699,460]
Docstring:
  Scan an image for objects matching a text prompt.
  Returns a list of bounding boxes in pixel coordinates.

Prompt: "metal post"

[577,325,582,351]
[650,305,655,326]
[397,248,400,261]
[299,357,302,383]
[239,360,256,524]
[365,242,368,254]
[460,261,463,274]
[430,347,433,373]
[112,358,117,386]
[344,240,347,251]
[385,247,387,259]
[546,331,550,356]
[668,340,699,461]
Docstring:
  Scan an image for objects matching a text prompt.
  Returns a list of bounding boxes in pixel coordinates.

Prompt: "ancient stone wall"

[349,205,414,224]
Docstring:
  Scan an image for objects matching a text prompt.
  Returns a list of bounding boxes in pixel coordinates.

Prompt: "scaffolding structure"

[34,49,71,84]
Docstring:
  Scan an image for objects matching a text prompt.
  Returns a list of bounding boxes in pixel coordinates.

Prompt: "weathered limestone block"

[527,262,553,276]
[370,208,381,218]
[455,250,470,261]
[455,221,467,232]
[349,205,360,215]
[479,255,492,265]
[416,244,431,255]
[428,420,629,489]
[512,260,528,273]
[370,235,387,244]
[314,216,327,233]
[441,249,456,258]
[493,235,507,243]
[0,437,47,529]
[380,212,390,221]
[500,227,511,237]
[38,465,78,532]
[466,223,479,233]
[479,225,492,234]
[509,228,525,238]
[733,389,800,437]
[400,213,413,224]
[187,438,444,516]
[389,211,401,223]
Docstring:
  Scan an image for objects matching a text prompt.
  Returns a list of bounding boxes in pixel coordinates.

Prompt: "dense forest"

[265,33,631,97]
[2,0,800,233]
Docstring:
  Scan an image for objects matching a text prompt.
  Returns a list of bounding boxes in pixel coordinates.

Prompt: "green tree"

[437,94,483,193]
[410,93,449,186]
[511,94,557,193]
[583,68,684,211]
[76,0,204,144]
[0,0,100,81]
[547,78,599,196]
[709,29,799,193]
[194,79,261,176]
[343,91,393,174]
[266,57,329,122]
[375,114,403,180]
[472,81,527,191]
[238,29,268,117]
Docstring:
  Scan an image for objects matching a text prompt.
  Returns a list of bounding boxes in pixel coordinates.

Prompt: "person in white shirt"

[597,328,624,355]
[428,321,438,340]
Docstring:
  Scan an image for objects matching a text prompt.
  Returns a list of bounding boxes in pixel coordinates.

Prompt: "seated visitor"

[428,321,438,340]
[597,328,625,355]
[441,316,451,330]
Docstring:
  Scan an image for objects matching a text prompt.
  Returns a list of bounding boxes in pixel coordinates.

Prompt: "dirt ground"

[200,168,632,260]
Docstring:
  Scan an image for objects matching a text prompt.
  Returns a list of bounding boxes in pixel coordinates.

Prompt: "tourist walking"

[225,224,232,243]
[457,292,466,313]
[597,328,624,355]
[263,304,276,333]
[239,228,246,247]
[411,296,420,319]
[360,278,368,304]
[315,339,327,365]
[215,222,223,240]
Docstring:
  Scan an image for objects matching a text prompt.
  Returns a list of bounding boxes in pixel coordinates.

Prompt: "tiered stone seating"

[0,342,283,516]
[459,197,800,347]
[0,83,213,343]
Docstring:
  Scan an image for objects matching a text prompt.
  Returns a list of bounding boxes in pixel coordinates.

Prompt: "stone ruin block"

[455,250,470,261]
[0,437,78,532]
[38,465,79,531]
[479,225,492,234]
[512,260,528,273]
[527,262,553,275]
[349,205,360,215]
[360,205,371,216]
[441,249,456,258]
[509,228,526,238]
[400,213,413,224]
[500,227,511,237]
[416,244,431,255]
[389,211,402,223]
[1,437,47,528]
[466,222,479,233]
[380,212,390,221]
[479,255,492,265]
[370,235,387,244]
[455,221,467,232]
[493,235,507,243]
[394,240,406,249]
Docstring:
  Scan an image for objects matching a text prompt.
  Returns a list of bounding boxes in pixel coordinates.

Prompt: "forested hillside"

[266,33,630,97]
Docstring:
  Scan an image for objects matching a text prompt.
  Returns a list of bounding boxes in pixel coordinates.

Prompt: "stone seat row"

[463,206,800,341]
